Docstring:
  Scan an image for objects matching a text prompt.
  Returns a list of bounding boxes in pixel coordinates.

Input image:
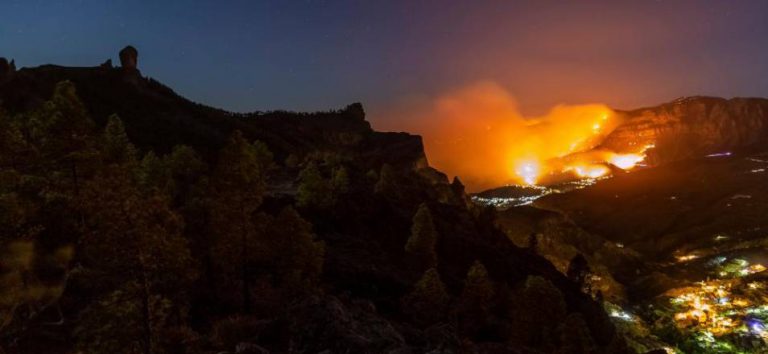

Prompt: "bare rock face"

[119,45,138,71]
[602,97,768,165]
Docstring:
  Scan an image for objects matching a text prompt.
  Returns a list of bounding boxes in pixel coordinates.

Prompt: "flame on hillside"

[385,82,650,191]
[610,153,645,170]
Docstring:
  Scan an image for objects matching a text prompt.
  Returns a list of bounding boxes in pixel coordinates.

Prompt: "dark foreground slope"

[0,50,626,353]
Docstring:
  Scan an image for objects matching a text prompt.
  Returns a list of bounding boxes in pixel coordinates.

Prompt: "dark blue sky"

[3,0,768,128]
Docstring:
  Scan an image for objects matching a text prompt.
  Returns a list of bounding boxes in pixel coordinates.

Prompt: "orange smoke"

[383,82,645,191]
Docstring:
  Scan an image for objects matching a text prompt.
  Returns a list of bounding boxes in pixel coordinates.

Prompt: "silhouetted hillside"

[0,48,627,353]
[0,52,425,173]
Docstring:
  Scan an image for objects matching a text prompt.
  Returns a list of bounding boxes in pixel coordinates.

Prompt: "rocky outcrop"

[602,97,768,165]
[119,45,138,71]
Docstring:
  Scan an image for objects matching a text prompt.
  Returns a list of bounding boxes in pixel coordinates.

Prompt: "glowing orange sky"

[381,82,651,191]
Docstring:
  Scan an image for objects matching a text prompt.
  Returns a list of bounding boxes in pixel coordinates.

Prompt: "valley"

[483,151,768,352]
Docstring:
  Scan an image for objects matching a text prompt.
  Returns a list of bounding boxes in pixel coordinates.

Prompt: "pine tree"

[75,283,175,354]
[209,131,272,312]
[101,114,137,165]
[0,109,29,169]
[79,167,193,354]
[459,261,494,309]
[401,268,450,326]
[405,203,438,268]
[24,81,98,197]
[139,151,172,195]
[296,161,333,208]
[29,81,94,162]
[164,145,208,204]
[374,163,396,195]
[508,276,567,349]
[557,313,597,354]
[268,206,325,295]
[79,125,194,354]
[74,285,144,354]
[457,260,495,336]
[331,165,350,195]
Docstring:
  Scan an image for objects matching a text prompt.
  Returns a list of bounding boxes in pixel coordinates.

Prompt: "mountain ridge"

[0,53,428,174]
[7,51,768,175]
[605,95,768,165]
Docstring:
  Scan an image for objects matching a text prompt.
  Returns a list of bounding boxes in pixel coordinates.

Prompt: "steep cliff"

[602,96,768,165]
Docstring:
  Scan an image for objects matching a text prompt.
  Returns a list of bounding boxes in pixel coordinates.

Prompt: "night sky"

[3,0,768,129]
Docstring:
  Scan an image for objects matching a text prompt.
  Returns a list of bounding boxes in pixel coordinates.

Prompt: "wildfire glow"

[609,153,645,170]
[571,164,610,179]
[515,160,540,185]
[384,81,651,190]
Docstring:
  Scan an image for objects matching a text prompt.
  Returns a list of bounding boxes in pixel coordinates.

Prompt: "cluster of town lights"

[664,258,768,350]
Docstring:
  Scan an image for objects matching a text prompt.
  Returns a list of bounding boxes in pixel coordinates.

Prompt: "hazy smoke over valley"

[386,82,624,191]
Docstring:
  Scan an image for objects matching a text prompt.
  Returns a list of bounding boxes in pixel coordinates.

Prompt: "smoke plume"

[384,82,625,191]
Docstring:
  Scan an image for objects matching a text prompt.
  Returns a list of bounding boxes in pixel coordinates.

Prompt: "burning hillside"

[385,86,768,192]
[389,82,650,191]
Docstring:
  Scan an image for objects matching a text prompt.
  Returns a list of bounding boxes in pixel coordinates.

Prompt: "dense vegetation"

[0,81,628,353]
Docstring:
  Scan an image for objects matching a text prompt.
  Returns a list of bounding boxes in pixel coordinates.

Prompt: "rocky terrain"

[603,96,768,165]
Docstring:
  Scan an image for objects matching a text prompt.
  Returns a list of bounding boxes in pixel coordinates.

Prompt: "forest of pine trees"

[0,82,326,353]
[0,81,627,354]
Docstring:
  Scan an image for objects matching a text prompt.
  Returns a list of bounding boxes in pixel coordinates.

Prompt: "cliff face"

[602,97,768,165]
